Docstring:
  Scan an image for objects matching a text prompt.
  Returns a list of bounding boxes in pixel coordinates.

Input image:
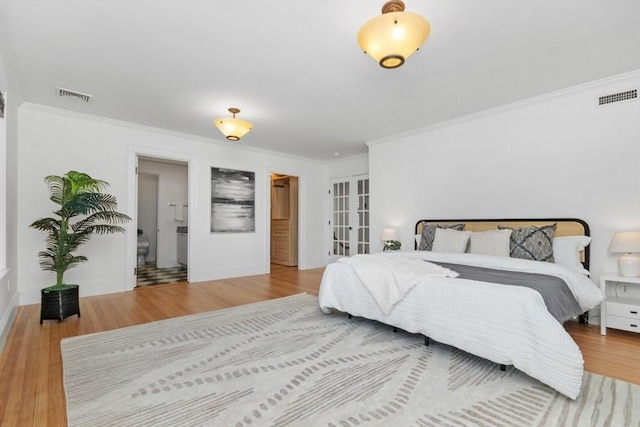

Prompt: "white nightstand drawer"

[600,275,640,336]
[606,315,640,333]
[606,301,640,319]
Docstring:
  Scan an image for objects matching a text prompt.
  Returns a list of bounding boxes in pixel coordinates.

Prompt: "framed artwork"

[210,167,255,232]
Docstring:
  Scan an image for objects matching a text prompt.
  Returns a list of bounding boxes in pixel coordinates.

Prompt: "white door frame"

[125,146,197,290]
[266,167,306,273]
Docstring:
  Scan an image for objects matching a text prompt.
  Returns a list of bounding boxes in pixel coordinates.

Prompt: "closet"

[271,174,298,266]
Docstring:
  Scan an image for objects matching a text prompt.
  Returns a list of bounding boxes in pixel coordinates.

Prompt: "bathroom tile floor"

[136,263,188,287]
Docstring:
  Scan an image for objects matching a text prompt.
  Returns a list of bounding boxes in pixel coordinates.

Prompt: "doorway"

[135,156,189,287]
[329,175,370,260]
[270,173,299,270]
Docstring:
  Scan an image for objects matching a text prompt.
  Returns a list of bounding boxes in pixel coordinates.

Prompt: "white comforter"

[318,252,603,399]
[338,253,459,315]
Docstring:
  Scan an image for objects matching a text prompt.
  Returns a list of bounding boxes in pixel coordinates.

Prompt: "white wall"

[368,71,640,284]
[0,48,21,351]
[327,154,368,181]
[17,104,328,304]
[138,159,189,267]
[137,172,159,263]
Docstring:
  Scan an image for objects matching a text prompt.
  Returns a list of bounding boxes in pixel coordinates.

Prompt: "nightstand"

[600,274,640,335]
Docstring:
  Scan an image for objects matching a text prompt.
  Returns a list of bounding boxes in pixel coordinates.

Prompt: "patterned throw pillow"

[498,224,557,262]
[418,223,465,251]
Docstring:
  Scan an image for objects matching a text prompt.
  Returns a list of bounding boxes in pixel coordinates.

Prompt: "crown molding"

[329,152,368,164]
[366,69,640,148]
[19,103,330,165]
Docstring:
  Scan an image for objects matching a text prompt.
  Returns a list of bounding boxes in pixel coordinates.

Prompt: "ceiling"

[1,1,639,161]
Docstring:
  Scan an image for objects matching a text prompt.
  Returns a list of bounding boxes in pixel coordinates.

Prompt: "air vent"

[56,87,93,103]
[598,89,637,106]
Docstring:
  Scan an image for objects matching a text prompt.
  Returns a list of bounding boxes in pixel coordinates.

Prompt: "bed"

[318,218,603,400]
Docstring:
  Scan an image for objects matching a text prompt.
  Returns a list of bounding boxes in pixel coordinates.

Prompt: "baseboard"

[0,291,19,355]
[299,256,330,270]
[586,311,601,325]
[19,277,130,305]
[155,258,180,269]
[583,306,601,326]
[190,264,267,283]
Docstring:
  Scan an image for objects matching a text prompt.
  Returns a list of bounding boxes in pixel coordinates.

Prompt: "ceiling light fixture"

[213,107,253,141]
[357,0,431,69]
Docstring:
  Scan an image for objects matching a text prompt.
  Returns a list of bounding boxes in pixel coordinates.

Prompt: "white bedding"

[318,252,603,400]
[337,253,459,315]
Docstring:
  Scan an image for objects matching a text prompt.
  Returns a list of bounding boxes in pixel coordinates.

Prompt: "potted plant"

[30,171,131,323]
[383,240,402,251]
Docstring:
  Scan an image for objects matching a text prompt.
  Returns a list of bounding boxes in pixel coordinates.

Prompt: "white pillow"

[553,236,591,275]
[468,229,512,257]
[415,234,422,247]
[432,228,471,253]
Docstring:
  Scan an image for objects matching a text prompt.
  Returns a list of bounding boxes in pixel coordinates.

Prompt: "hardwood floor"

[1,265,638,426]
[564,320,640,385]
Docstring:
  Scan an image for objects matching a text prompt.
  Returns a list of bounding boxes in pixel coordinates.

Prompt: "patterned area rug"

[61,294,638,426]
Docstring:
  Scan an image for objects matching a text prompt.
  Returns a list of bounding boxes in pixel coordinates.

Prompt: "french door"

[330,175,369,258]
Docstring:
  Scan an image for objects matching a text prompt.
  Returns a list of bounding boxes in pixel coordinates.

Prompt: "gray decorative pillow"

[498,224,557,262]
[418,223,465,251]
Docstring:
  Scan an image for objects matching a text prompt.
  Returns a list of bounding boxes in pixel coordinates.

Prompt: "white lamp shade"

[608,231,640,253]
[381,228,398,241]
[609,231,640,277]
[357,9,431,69]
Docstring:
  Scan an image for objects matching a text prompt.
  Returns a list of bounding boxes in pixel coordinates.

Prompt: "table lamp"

[608,231,640,277]
[382,228,400,251]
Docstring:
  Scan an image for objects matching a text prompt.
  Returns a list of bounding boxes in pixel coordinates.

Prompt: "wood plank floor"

[1,265,638,426]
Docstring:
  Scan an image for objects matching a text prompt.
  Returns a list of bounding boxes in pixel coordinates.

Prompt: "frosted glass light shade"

[357,1,431,69]
[214,107,253,141]
[608,231,640,277]
[381,228,398,241]
[214,117,253,141]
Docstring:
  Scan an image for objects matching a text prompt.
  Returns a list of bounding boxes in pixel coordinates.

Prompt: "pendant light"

[357,0,431,69]
[213,108,253,141]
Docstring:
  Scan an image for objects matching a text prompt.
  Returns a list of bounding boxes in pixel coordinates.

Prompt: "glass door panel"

[356,177,370,254]
[330,175,369,258]
[332,181,350,256]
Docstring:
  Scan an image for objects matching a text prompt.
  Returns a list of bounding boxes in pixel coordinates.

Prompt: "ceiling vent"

[598,89,637,106]
[56,87,93,103]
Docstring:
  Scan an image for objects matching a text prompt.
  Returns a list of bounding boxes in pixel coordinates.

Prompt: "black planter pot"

[40,285,80,324]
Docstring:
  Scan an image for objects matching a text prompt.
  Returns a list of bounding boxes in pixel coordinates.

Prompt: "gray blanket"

[433,262,583,323]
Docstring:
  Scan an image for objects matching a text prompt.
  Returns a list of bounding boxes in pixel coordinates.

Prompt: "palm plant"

[30,171,131,290]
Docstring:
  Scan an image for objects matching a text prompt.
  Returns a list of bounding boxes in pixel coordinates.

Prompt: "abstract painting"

[210,167,255,232]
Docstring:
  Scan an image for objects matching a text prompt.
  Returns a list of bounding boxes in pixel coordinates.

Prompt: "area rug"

[61,293,638,426]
